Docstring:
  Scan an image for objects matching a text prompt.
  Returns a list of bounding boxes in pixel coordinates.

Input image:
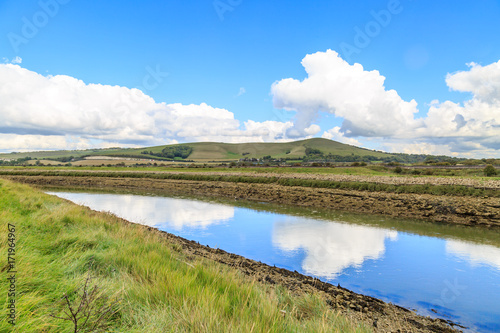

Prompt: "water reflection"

[47,192,234,230]
[447,240,500,270]
[273,218,398,278]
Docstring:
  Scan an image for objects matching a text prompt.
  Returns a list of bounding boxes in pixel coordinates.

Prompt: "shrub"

[394,166,403,174]
[484,164,497,177]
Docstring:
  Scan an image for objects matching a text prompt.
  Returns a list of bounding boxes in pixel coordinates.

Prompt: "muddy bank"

[4,175,500,228]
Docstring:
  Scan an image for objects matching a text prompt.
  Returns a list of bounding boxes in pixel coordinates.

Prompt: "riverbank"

[0,179,461,332]
[0,179,370,332]
[3,174,499,227]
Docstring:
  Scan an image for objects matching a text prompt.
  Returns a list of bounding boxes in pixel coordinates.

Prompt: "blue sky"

[1,0,500,157]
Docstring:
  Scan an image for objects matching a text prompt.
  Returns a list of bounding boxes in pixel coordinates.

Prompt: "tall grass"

[0,179,370,332]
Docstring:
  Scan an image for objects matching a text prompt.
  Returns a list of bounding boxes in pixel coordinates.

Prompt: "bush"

[394,166,403,174]
[484,164,497,177]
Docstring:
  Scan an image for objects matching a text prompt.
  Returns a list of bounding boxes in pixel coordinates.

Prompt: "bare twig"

[50,267,120,333]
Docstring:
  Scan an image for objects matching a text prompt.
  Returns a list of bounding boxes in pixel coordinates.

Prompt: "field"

[1,166,498,197]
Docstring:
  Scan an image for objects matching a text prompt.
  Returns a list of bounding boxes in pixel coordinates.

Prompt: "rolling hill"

[0,138,458,164]
[0,138,392,161]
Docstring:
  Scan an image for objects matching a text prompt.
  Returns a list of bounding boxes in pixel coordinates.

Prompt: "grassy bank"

[0,179,370,332]
[0,169,498,197]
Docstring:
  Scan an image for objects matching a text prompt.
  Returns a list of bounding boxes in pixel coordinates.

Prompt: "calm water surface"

[48,190,500,332]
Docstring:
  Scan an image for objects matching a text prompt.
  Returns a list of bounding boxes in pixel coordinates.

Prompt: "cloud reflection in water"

[48,192,234,230]
[446,240,500,270]
[273,218,398,279]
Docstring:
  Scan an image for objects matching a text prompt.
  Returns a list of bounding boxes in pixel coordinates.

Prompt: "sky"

[1,0,500,158]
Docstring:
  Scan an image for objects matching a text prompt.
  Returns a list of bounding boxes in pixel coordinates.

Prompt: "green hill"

[0,138,462,164]
[184,138,390,161]
[0,138,391,162]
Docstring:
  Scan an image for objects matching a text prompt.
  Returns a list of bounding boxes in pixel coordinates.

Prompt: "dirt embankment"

[4,175,500,228]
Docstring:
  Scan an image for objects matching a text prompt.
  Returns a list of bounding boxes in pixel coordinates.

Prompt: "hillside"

[181,138,392,161]
[0,138,394,162]
[0,138,465,164]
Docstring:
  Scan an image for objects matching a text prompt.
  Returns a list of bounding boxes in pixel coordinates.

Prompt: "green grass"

[0,179,370,332]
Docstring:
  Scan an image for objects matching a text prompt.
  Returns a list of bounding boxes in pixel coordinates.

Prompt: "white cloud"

[382,141,454,156]
[2,57,22,64]
[0,134,93,152]
[3,55,500,157]
[322,126,361,146]
[0,64,293,151]
[416,61,500,154]
[271,50,500,157]
[446,61,500,103]
[272,49,422,138]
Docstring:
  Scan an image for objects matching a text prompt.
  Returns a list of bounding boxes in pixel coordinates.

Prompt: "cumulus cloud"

[0,134,122,152]
[272,50,500,157]
[0,64,293,152]
[272,49,422,138]
[406,61,500,156]
[321,126,361,146]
